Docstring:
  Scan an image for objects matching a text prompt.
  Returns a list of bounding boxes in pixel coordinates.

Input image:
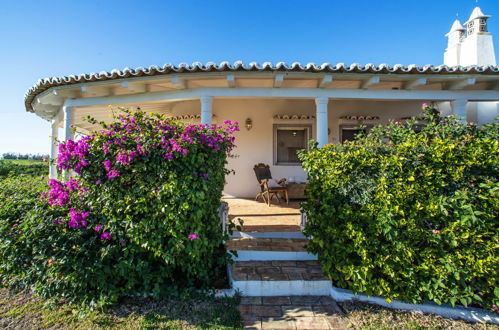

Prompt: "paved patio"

[223,197,302,232]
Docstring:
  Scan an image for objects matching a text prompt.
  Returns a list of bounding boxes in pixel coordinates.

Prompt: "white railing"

[218,201,229,234]
[300,210,308,232]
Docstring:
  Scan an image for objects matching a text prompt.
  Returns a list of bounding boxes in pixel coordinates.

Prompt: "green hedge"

[300,106,498,310]
[0,160,48,178]
[0,109,239,309]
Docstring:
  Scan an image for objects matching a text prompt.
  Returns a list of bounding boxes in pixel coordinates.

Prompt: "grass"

[1,289,496,329]
[0,288,243,329]
[0,159,46,165]
[0,159,48,178]
[338,300,498,330]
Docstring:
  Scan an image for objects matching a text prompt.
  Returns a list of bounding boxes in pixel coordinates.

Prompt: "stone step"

[230,231,307,239]
[227,238,308,252]
[227,238,317,261]
[229,261,332,296]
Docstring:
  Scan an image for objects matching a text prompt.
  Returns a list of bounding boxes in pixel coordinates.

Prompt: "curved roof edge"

[25,61,499,113]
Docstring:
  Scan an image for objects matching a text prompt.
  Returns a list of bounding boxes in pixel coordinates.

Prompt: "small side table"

[286,183,307,200]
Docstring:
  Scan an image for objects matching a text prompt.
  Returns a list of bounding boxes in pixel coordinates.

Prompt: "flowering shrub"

[0,109,238,308]
[300,105,498,310]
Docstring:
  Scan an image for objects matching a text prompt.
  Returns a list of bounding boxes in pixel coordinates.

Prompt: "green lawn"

[0,289,243,329]
[1,289,495,330]
[0,159,46,165]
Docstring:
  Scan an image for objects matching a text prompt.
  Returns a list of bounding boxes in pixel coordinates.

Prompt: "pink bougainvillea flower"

[188,233,200,240]
[65,178,81,192]
[95,180,101,185]
[103,159,112,171]
[422,103,428,109]
[315,199,320,204]
[68,208,89,229]
[107,169,120,180]
[203,174,209,179]
[94,225,102,232]
[47,179,71,206]
[120,239,126,245]
[100,232,111,240]
[432,230,440,234]
[54,218,63,225]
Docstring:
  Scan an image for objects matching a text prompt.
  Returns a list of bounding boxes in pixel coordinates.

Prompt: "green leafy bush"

[300,105,498,310]
[0,175,48,284]
[0,109,238,309]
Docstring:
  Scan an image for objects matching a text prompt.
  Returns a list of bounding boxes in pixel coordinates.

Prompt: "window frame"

[339,124,373,144]
[273,124,312,166]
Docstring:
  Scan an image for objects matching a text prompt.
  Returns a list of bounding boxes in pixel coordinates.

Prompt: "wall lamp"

[245,118,253,131]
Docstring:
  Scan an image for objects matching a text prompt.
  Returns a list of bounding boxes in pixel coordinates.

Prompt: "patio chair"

[253,163,289,206]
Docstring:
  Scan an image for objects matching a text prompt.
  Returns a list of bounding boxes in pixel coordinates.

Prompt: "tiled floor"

[239,296,347,330]
[224,198,302,232]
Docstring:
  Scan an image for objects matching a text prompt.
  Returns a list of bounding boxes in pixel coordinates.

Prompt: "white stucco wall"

[436,101,498,125]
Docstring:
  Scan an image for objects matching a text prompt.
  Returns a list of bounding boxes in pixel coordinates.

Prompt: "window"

[273,125,312,165]
[480,25,487,32]
[340,127,363,143]
[340,125,372,143]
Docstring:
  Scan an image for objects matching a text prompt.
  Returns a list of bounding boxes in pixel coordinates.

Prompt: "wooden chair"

[253,163,289,206]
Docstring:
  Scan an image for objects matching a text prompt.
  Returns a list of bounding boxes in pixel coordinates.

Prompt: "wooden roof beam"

[227,74,236,88]
[361,76,380,89]
[81,86,112,97]
[446,78,477,90]
[121,81,148,93]
[319,75,333,88]
[403,78,427,90]
[170,76,186,89]
[274,74,285,88]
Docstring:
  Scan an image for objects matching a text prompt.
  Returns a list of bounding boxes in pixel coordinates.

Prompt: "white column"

[450,99,468,122]
[200,96,213,125]
[62,105,73,180]
[63,105,73,141]
[49,120,59,179]
[315,97,329,147]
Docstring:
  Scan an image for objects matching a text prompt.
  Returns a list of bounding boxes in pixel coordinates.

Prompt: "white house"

[25,6,499,198]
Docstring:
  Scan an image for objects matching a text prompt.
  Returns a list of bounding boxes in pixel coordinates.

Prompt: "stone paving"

[227,238,308,252]
[231,261,328,281]
[239,296,347,329]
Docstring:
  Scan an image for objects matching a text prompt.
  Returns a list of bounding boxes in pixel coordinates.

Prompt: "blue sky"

[1,0,498,155]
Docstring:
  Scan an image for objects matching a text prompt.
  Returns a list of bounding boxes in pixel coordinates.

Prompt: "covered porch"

[25,63,499,198]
